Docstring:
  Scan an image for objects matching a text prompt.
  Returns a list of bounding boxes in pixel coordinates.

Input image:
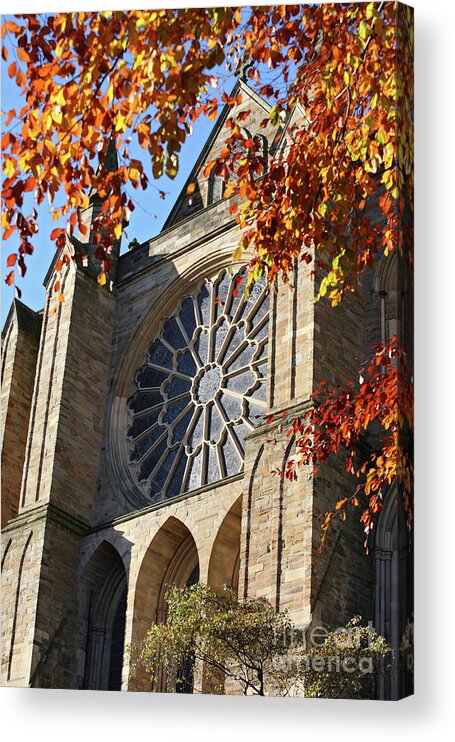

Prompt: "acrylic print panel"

[1,2,413,699]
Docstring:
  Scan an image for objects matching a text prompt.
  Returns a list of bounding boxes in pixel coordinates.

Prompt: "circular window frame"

[108,259,270,510]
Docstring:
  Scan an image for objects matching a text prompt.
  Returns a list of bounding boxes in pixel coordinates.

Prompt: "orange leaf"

[24,177,36,192]
[5,270,14,285]
[16,69,26,87]
[7,62,17,79]
[203,160,216,178]
[17,48,30,63]
[6,253,17,267]
[5,109,15,127]
[335,497,348,510]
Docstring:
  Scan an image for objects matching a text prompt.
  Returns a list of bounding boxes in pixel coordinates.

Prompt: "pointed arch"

[208,495,242,596]
[253,134,269,174]
[207,169,225,204]
[79,540,128,691]
[373,251,408,344]
[374,485,413,700]
[129,517,199,692]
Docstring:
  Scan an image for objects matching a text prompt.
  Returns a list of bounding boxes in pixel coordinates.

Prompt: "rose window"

[127,267,269,502]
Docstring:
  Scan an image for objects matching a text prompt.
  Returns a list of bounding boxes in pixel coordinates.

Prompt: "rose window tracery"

[127,267,269,502]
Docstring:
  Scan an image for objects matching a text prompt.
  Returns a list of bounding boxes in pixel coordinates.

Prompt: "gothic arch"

[208,494,242,596]
[6,531,33,684]
[373,251,408,344]
[374,484,412,700]
[129,516,200,691]
[79,540,128,691]
[207,169,225,204]
[204,496,242,694]
[253,134,269,174]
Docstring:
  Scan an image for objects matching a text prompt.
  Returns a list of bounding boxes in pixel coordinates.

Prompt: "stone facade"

[1,80,413,697]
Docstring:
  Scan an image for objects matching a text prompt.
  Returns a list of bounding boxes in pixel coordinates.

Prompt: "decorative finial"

[234,56,254,82]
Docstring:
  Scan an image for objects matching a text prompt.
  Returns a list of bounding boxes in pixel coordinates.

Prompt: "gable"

[162,79,277,231]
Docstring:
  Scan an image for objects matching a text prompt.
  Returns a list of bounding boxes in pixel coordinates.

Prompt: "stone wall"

[1,302,41,527]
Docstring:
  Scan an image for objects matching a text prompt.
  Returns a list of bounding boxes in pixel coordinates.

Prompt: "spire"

[74,133,122,283]
[103,134,119,176]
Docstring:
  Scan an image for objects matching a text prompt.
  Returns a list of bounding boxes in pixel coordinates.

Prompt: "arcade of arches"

[78,497,242,693]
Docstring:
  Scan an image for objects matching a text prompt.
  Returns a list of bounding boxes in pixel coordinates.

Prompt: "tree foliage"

[2,3,413,290]
[1,3,413,543]
[136,583,390,698]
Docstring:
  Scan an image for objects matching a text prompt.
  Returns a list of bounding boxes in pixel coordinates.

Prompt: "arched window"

[253,134,269,176]
[81,542,128,691]
[208,170,225,204]
[130,517,200,693]
[374,486,413,700]
[374,251,408,344]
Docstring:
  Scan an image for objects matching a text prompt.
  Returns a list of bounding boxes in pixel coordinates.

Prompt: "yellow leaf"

[129,166,140,183]
[55,88,66,107]
[3,158,15,178]
[97,272,107,286]
[232,245,242,261]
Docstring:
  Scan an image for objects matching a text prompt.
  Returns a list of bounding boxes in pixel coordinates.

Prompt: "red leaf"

[17,256,26,277]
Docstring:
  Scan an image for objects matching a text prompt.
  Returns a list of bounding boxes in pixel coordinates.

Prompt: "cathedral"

[1,79,413,698]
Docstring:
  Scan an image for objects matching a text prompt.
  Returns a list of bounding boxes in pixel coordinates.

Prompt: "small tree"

[136,583,389,698]
[301,616,390,699]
